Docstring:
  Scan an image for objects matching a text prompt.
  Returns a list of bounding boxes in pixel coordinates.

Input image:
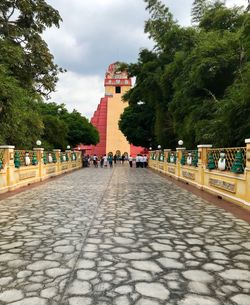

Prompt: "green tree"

[120,0,250,149]
[63,110,99,147]
[120,49,176,148]
[37,102,99,149]
[0,66,44,148]
[0,0,63,96]
[192,0,210,24]
[199,2,245,31]
[119,104,155,148]
[144,0,174,51]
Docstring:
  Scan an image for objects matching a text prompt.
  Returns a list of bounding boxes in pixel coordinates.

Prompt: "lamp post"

[157,145,161,150]
[178,140,183,147]
[177,140,186,165]
[33,140,42,165]
[67,145,70,150]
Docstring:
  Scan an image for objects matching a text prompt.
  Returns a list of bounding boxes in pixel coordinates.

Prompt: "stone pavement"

[0,166,250,305]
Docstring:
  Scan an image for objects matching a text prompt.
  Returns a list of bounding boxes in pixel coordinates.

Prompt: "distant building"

[82,62,145,157]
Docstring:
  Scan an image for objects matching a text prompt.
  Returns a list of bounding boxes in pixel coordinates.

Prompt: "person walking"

[100,155,104,168]
[135,154,140,168]
[121,154,125,165]
[83,155,89,167]
[103,154,108,167]
[129,155,133,168]
[108,154,113,168]
[114,154,117,164]
[93,154,98,168]
[139,154,144,168]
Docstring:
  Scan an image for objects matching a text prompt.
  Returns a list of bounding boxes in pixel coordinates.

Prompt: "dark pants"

[129,161,133,168]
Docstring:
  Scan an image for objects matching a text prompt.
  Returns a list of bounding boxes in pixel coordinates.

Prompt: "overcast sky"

[44,0,247,119]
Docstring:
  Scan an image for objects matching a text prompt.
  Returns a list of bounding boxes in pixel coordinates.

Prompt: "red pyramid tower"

[83,62,145,157]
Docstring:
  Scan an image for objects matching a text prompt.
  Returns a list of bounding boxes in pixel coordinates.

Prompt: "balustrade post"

[164,149,171,160]
[176,147,186,178]
[245,139,250,204]
[148,150,154,167]
[66,150,71,170]
[156,149,161,171]
[164,149,171,173]
[33,148,44,180]
[53,149,61,174]
[78,151,83,167]
[197,145,213,188]
[0,146,15,189]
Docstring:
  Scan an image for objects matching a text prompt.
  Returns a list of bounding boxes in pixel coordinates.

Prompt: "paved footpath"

[0,166,250,305]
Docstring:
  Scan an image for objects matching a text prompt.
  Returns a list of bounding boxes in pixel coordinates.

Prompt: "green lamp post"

[167,152,171,163]
[14,151,20,168]
[174,153,177,164]
[159,152,164,162]
[207,153,216,170]
[60,153,64,162]
[43,152,47,164]
[32,152,38,165]
[192,150,198,167]
[52,152,57,163]
[231,150,245,174]
[66,145,70,162]
[180,151,186,165]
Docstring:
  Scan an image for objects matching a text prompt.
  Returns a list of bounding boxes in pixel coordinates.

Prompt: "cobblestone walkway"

[0,167,250,305]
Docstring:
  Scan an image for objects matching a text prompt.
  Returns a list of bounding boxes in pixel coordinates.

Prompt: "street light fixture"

[67,145,70,150]
[157,145,161,150]
[178,140,183,146]
[36,140,42,146]
[149,147,152,151]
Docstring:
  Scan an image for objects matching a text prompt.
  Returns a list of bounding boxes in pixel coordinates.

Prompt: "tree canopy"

[119,0,250,149]
[0,0,64,96]
[0,0,99,149]
[37,103,99,150]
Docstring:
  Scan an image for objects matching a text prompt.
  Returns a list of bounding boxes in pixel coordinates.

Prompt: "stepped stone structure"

[84,62,144,156]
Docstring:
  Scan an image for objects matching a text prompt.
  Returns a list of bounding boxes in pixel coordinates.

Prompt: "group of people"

[82,154,148,168]
[134,154,148,168]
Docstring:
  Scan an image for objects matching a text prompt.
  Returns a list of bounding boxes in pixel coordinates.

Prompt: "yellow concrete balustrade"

[0,146,82,194]
[149,140,250,208]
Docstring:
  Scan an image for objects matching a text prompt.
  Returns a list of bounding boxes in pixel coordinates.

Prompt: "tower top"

[104,62,132,87]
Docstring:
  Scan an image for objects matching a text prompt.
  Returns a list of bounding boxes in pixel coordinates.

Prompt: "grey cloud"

[45,0,246,75]
[45,0,153,75]
[44,0,244,117]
